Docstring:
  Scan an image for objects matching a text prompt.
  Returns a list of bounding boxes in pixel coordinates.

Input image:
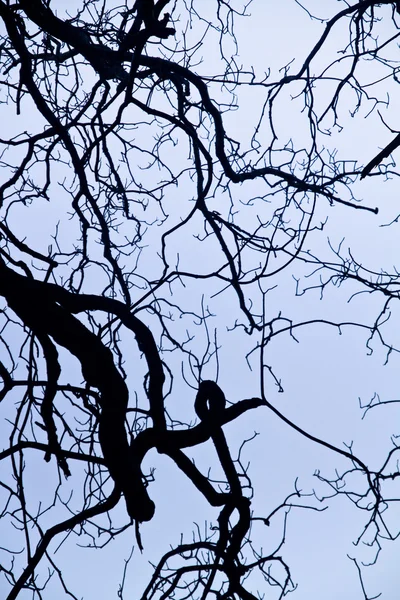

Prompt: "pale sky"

[1,2,400,599]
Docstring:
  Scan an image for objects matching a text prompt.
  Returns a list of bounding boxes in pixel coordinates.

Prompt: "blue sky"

[1,1,400,599]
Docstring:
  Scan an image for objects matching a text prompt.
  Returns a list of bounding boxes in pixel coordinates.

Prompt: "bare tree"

[1,1,400,599]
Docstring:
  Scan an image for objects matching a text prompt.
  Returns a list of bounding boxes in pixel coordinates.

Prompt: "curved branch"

[6,487,120,600]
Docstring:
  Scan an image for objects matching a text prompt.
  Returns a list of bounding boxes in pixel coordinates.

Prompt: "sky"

[1,1,400,599]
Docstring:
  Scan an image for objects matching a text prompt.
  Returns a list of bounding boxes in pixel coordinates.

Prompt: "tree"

[1,0,400,598]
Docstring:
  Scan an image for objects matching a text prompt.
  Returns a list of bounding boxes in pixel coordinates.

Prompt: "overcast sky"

[2,1,400,599]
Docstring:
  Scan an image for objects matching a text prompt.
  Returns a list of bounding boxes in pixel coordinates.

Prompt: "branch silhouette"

[361,132,400,179]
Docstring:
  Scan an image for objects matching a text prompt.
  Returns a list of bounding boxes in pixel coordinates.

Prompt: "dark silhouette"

[361,132,400,178]
[0,2,400,599]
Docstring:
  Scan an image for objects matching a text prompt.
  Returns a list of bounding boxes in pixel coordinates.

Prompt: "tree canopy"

[1,1,400,599]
